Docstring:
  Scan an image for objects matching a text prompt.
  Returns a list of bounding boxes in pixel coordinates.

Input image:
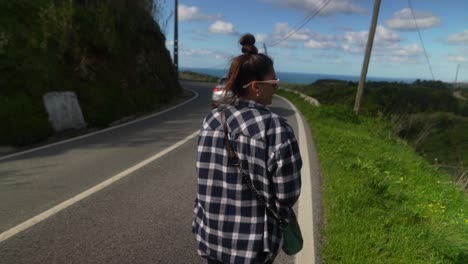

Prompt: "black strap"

[221,109,283,223]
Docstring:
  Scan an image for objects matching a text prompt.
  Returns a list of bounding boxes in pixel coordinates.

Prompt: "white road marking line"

[0,130,199,243]
[276,95,316,264]
[0,89,199,161]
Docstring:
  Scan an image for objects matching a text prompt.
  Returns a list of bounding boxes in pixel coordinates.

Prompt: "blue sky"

[161,0,468,82]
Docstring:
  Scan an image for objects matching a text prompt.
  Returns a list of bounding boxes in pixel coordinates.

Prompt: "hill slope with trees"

[286,79,468,188]
[0,0,180,146]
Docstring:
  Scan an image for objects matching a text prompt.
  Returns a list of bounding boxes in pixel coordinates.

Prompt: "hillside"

[0,0,181,146]
[279,90,468,263]
[286,79,468,188]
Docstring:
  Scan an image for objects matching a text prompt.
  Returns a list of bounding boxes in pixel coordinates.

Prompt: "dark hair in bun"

[240,33,258,55]
[222,33,274,99]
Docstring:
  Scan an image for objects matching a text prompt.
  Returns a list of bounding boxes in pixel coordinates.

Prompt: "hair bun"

[240,33,258,55]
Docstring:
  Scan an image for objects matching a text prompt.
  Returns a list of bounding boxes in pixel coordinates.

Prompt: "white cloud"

[178,4,220,21]
[374,26,400,44]
[181,48,231,61]
[262,0,366,16]
[448,30,468,44]
[343,30,367,46]
[209,20,238,35]
[339,25,423,63]
[448,55,468,63]
[181,49,212,56]
[343,25,399,46]
[304,39,336,49]
[385,8,441,31]
[255,34,268,43]
[273,23,312,41]
[373,43,424,63]
[386,43,423,57]
[265,22,336,48]
[341,43,362,54]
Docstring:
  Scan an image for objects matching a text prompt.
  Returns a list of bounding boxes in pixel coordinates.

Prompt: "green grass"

[277,90,468,264]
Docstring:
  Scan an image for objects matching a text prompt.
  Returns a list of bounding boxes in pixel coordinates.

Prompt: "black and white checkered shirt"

[192,99,302,264]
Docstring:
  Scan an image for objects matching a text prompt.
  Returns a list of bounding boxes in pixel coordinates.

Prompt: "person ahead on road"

[192,33,302,264]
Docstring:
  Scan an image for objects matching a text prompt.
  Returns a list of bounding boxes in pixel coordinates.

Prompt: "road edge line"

[276,95,316,264]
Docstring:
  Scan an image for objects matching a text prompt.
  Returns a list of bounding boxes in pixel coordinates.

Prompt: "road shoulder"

[276,95,323,264]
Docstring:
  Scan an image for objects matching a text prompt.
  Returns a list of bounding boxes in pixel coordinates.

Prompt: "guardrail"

[279,88,321,107]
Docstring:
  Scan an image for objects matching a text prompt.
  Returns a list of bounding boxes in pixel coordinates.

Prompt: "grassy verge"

[277,90,468,263]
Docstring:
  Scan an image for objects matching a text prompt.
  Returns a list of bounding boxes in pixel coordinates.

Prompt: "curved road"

[0,81,318,264]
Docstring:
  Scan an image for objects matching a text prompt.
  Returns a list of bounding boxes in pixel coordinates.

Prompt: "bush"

[291,79,468,188]
[392,112,468,168]
[301,80,460,116]
[0,94,53,145]
[459,102,468,117]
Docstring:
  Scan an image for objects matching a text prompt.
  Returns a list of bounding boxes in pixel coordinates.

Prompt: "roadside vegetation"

[278,89,468,264]
[283,80,468,189]
[179,70,219,83]
[0,0,180,146]
[458,88,468,100]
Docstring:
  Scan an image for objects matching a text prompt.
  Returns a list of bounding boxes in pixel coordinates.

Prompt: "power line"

[268,0,331,47]
[209,1,332,70]
[268,0,332,47]
[210,1,331,70]
[282,2,328,36]
[407,0,435,80]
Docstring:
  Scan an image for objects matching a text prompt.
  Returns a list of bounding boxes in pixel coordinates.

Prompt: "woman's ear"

[253,82,261,96]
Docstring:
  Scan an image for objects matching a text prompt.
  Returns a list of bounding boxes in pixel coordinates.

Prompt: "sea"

[180,67,416,85]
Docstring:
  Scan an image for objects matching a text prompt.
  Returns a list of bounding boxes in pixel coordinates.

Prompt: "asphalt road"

[0,81,302,264]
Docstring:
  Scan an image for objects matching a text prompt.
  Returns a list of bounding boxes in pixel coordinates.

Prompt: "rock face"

[43,92,87,132]
[1,0,181,146]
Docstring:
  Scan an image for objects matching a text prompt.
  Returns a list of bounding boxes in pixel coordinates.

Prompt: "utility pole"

[353,0,381,115]
[454,64,460,88]
[173,0,179,80]
[263,43,268,55]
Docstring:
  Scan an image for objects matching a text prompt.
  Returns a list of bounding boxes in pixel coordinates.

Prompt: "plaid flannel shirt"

[192,99,302,264]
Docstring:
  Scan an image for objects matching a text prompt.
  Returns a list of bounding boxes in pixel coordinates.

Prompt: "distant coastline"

[180,67,417,85]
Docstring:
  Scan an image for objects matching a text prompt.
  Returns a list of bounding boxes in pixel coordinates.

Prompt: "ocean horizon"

[181,67,417,85]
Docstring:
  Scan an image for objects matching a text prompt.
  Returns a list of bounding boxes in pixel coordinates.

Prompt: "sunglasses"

[242,78,280,89]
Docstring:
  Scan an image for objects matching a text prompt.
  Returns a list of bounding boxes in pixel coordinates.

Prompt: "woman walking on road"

[192,33,302,264]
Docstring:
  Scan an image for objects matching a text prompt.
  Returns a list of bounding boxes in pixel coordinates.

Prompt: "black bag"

[281,209,303,255]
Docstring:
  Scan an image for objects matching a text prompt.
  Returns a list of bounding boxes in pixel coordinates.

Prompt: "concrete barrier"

[280,88,321,107]
[43,91,87,132]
